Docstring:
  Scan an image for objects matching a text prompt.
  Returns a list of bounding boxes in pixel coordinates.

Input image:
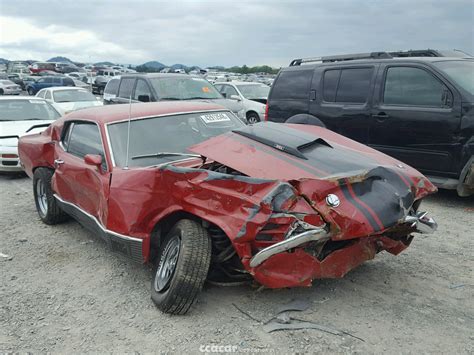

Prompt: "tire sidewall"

[247,113,260,124]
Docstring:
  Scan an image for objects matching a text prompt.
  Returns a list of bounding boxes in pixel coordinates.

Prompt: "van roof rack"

[290,52,392,66]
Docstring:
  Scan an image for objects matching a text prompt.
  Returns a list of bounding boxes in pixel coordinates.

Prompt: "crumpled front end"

[237,166,437,288]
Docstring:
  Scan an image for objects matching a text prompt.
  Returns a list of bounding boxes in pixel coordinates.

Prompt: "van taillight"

[264,103,269,121]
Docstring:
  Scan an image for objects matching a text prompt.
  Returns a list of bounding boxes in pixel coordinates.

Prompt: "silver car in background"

[214,81,270,123]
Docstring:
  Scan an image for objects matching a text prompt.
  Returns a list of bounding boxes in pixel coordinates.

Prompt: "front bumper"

[2,88,22,95]
[249,211,437,271]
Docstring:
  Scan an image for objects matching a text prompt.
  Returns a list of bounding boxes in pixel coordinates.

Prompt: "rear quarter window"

[271,70,313,100]
[322,67,374,104]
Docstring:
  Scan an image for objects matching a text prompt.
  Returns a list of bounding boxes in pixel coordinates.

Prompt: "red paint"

[18,102,437,289]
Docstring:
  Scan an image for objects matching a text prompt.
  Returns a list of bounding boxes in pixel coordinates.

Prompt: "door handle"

[54,159,64,167]
[372,112,389,120]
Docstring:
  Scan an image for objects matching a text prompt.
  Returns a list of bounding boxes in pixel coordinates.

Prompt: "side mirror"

[138,94,150,102]
[84,154,103,169]
[230,94,241,101]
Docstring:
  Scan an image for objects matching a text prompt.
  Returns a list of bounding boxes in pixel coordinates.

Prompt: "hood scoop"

[233,122,331,160]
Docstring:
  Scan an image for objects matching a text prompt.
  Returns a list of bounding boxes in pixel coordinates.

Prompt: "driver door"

[52,120,110,226]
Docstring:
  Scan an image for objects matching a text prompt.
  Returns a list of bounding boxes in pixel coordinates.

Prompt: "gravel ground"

[1,173,473,354]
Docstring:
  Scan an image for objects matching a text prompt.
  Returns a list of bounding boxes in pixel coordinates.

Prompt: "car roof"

[283,56,473,70]
[217,81,266,85]
[65,101,228,124]
[0,96,47,101]
[121,73,194,79]
[43,86,87,92]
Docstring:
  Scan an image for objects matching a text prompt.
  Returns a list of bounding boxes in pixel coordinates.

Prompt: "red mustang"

[19,102,438,314]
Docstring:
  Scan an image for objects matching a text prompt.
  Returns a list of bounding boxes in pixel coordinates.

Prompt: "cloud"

[0,0,472,67]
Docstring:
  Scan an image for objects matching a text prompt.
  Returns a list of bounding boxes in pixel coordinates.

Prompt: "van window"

[118,78,135,98]
[272,70,313,100]
[383,67,447,107]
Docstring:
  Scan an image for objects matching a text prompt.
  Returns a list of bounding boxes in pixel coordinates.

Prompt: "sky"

[0,0,472,68]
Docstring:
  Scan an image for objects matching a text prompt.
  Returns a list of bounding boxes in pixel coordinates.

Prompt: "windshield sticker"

[29,100,46,104]
[200,113,231,124]
[202,86,211,93]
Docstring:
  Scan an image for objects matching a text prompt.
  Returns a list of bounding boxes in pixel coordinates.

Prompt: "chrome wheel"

[154,236,181,292]
[36,179,48,217]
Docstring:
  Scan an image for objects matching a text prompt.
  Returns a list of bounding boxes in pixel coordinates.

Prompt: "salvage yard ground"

[0,174,473,353]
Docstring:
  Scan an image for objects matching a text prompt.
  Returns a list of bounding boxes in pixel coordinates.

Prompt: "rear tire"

[33,168,68,225]
[27,88,34,96]
[0,89,4,95]
[151,219,212,315]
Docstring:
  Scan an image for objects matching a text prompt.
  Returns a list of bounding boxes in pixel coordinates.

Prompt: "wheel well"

[149,211,211,261]
[246,110,258,118]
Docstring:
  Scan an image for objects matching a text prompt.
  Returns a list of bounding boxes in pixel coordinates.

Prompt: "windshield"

[0,80,15,85]
[236,84,270,99]
[433,60,474,96]
[0,99,61,121]
[149,77,223,100]
[53,90,97,103]
[108,111,244,167]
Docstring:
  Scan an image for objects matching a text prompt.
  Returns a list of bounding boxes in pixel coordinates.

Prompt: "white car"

[0,96,60,172]
[214,81,270,123]
[36,87,103,115]
[0,80,22,95]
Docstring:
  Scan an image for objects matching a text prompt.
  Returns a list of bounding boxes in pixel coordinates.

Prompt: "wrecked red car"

[18,101,438,314]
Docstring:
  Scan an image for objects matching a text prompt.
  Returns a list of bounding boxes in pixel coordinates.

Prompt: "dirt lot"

[0,173,473,354]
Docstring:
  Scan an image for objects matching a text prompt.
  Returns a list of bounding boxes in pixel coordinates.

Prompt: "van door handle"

[372,112,389,120]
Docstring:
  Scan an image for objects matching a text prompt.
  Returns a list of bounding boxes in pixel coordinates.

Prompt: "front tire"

[151,219,212,315]
[27,88,35,96]
[33,168,68,225]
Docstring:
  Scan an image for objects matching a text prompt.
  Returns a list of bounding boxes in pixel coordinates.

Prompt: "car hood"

[189,122,437,236]
[0,120,54,146]
[190,98,243,112]
[53,100,103,114]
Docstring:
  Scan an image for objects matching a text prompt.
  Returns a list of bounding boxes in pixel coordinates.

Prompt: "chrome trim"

[104,109,232,168]
[53,194,143,243]
[249,226,329,268]
[403,211,437,234]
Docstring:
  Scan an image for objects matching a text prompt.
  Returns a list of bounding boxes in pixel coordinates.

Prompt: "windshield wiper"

[158,97,182,101]
[131,152,202,160]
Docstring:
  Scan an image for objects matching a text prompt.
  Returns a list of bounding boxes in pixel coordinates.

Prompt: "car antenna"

[124,94,132,170]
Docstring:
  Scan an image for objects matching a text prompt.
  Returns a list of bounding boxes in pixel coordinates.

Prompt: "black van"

[266,51,474,196]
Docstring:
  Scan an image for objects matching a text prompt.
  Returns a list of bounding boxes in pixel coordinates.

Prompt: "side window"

[271,70,313,100]
[44,77,53,84]
[36,90,45,99]
[383,67,447,107]
[322,70,340,102]
[118,78,135,98]
[67,122,107,170]
[53,77,62,84]
[61,123,73,151]
[322,68,373,104]
[336,68,373,103]
[133,79,152,101]
[37,78,46,83]
[224,86,238,97]
[104,78,120,95]
[45,91,52,100]
[214,84,223,92]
